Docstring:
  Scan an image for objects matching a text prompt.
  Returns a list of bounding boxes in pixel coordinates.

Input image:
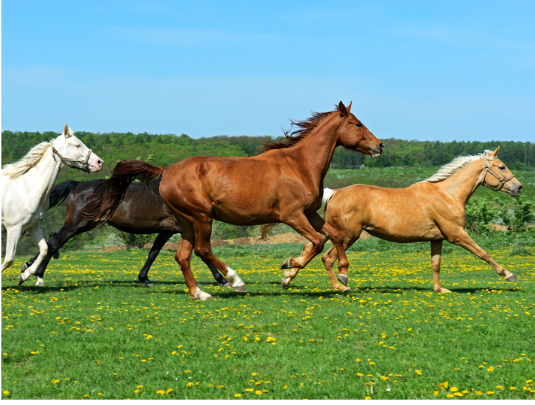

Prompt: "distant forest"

[2,130,534,183]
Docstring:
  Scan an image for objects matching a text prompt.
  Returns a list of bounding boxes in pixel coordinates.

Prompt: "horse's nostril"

[379,143,385,150]
[518,185,523,193]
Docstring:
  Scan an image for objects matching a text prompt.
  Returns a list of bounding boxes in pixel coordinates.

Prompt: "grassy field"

[1,240,534,400]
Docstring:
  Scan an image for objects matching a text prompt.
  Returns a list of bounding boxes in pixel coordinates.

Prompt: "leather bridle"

[50,140,93,173]
[482,158,515,192]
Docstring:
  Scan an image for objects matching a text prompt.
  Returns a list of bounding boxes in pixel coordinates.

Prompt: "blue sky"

[2,0,534,142]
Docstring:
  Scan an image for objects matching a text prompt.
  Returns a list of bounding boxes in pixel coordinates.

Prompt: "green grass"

[2,242,535,400]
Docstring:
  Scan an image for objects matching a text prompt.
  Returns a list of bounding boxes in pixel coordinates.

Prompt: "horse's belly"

[365,223,443,243]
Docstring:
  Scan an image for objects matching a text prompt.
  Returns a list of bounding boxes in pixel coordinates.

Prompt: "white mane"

[1,142,51,180]
[425,150,495,183]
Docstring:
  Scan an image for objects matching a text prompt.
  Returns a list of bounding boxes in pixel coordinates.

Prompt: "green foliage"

[465,198,503,235]
[2,130,534,253]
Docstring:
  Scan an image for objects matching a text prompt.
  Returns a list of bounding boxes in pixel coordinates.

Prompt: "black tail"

[49,180,79,208]
[82,160,164,223]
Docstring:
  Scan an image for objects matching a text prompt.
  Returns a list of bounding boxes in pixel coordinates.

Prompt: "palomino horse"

[21,178,228,287]
[86,102,384,300]
[1,124,103,284]
[269,147,523,293]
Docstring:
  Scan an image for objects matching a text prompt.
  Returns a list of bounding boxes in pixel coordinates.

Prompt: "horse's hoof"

[338,274,348,286]
[18,274,27,286]
[222,282,233,289]
[506,274,518,282]
[21,262,29,272]
[35,279,46,287]
[281,258,292,269]
[193,290,213,301]
[233,285,247,293]
[145,282,154,287]
[281,279,290,289]
[337,286,351,292]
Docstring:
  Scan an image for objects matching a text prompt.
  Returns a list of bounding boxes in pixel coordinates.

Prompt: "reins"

[482,158,515,192]
[50,140,92,173]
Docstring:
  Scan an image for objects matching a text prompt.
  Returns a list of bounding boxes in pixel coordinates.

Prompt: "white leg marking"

[35,277,46,287]
[225,266,245,288]
[193,288,212,301]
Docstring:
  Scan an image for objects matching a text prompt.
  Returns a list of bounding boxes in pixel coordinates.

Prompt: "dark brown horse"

[87,102,384,300]
[20,178,228,287]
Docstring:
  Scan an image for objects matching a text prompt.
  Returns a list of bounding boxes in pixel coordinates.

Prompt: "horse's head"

[483,147,523,196]
[52,124,104,172]
[336,101,384,158]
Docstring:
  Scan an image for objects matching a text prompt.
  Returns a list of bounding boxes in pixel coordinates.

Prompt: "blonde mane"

[2,142,52,179]
[425,150,495,183]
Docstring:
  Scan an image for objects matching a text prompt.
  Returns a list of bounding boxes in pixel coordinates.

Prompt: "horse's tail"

[83,160,164,223]
[258,223,278,241]
[49,180,79,208]
[322,188,335,213]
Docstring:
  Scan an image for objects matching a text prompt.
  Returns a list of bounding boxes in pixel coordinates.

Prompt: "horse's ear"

[346,101,352,112]
[338,101,349,117]
[490,146,500,157]
[62,124,71,138]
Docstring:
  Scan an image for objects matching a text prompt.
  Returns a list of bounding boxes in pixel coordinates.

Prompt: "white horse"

[1,124,103,285]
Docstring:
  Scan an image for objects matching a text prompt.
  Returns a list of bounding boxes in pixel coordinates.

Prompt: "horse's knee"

[193,244,211,260]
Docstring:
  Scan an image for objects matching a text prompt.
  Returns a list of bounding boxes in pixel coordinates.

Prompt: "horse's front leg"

[19,225,48,286]
[281,241,315,288]
[448,229,517,282]
[138,232,173,286]
[281,212,350,291]
[1,225,22,273]
[431,240,451,293]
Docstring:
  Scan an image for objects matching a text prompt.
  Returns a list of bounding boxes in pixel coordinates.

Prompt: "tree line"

[3,130,534,181]
[2,129,533,254]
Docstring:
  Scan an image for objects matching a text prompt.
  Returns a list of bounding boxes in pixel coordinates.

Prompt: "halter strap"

[50,141,92,173]
[482,158,515,192]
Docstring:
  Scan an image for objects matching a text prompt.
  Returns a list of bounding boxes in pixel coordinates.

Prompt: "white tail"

[322,188,335,207]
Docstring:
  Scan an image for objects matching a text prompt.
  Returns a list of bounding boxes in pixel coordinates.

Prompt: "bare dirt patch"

[141,231,373,250]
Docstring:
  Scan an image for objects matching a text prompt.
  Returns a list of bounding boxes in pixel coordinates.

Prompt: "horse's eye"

[499,165,505,170]
[76,144,81,148]
[355,123,363,128]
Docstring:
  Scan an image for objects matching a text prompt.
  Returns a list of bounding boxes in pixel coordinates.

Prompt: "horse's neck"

[291,115,340,186]
[440,159,485,205]
[25,149,63,206]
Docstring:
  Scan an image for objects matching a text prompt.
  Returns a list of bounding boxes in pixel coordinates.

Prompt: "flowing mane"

[425,150,495,183]
[2,142,51,180]
[262,109,336,151]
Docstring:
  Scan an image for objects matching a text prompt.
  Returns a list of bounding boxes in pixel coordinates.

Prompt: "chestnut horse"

[268,147,523,293]
[86,102,384,300]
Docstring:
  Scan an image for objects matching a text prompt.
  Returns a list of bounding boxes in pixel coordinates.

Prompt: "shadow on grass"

[2,280,522,297]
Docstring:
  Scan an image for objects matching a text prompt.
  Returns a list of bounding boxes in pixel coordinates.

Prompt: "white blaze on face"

[226,267,245,288]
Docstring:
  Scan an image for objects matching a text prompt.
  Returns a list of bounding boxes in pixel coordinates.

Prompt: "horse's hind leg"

[324,234,359,288]
[19,225,47,285]
[191,220,247,293]
[430,241,451,293]
[174,225,212,301]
